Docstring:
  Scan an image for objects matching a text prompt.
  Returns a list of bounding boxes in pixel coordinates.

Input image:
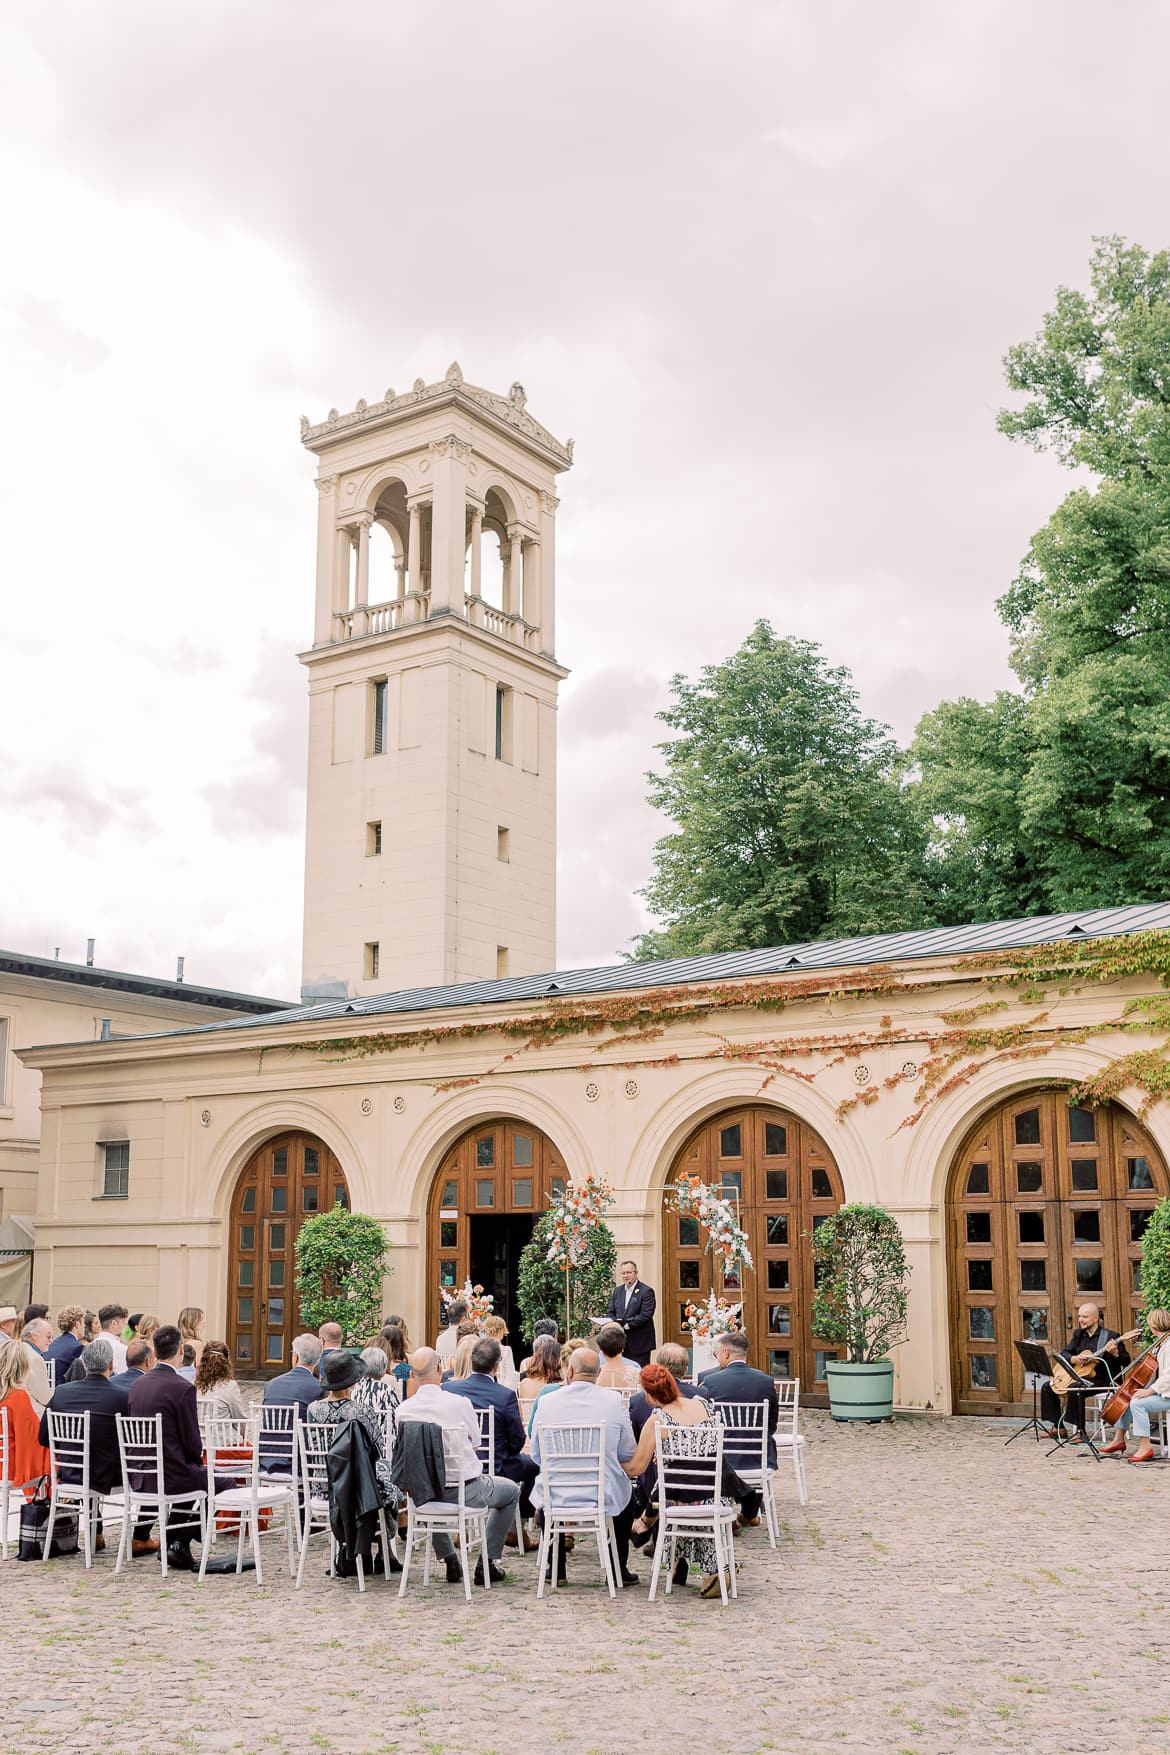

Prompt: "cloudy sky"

[1,2,1164,1000]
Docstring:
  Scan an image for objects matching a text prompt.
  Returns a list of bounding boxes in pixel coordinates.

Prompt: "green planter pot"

[825,1359,894,1422]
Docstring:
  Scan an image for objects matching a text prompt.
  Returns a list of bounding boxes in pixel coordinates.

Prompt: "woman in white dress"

[484,1316,520,1391]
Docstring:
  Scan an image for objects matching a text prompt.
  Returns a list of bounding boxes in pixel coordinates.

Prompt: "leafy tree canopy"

[632,624,932,958]
[294,1206,389,1342]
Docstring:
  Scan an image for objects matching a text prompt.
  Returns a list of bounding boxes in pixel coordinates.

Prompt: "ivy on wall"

[288,930,1170,1128]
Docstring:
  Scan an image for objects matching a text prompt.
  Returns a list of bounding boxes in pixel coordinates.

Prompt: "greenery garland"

[289,930,1170,1129]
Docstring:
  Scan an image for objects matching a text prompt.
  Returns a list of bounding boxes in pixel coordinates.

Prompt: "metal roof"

[131,900,1170,1043]
[0,949,293,1015]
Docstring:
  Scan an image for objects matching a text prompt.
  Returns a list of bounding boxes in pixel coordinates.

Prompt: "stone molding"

[301,364,573,467]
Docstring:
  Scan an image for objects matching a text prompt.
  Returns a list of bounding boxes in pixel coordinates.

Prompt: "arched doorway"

[662,1104,844,1403]
[227,1132,350,1376]
[948,1092,1169,1414]
[426,1119,568,1347]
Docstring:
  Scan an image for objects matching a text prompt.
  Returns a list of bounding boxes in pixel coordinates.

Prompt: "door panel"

[228,1132,349,1375]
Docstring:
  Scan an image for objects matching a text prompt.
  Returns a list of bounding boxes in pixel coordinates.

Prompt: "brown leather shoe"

[94,1533,106,1553]
[132,1537,161,1556]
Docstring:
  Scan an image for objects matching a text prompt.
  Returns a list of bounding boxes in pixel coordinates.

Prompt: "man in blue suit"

[111,1337,154,1390]
[604,1260,657,1366]
[443,1336,538,1542]
[260,1333,322,1472]
[697,1330,779,1468]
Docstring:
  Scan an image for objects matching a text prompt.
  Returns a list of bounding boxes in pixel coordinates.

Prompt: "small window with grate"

[366,820,383,856]
[371,678,389,755]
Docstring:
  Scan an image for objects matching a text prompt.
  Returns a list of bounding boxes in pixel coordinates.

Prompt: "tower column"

[522,535,541,638]
[539,491,558,655]
[313,474,339,646]
[353,513,373,637]
[469,503,483,602]
[407,499,423,621]
[504,524,524,621]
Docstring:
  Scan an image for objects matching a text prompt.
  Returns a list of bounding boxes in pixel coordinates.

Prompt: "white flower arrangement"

[670,1176,754,1270]
[545,1174,614,1268]
[684,1292,743,1339]
[441,1277,494,1328]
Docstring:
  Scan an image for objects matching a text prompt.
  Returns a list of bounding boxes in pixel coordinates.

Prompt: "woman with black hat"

[306,1350,400,1514]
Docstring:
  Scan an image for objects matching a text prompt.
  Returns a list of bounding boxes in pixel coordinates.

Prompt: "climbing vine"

[284,930,1170,1129]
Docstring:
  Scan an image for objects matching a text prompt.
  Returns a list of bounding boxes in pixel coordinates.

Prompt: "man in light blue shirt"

[529,1347,639,1585]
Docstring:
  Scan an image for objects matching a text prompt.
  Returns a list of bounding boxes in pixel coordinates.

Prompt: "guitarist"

[1041,1302,1131,1442]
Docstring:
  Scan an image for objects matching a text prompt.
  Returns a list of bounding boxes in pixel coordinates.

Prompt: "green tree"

[632,623,932,958]
[1139,1198,1170,1335]
[516,1210,617,1343]
[294,1206,389,1342]
[911,236,1170,919]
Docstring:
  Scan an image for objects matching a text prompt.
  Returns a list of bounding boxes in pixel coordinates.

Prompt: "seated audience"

[23,1303,50,1326]
[394,1347,519,1585]
[443,1335,539,1544]
[112,1338,154,1389]
[177,1307,205,1369]
[178,1343,197,1383]
[622,1362,752,1597]
[529,1347,639,1586]
[127,1323,230,1571]
[46,1306,86,1371]
[307,1352,399,1513]
[0,1338,50,1493]
[137,1315,161,1346]
[264,1334,322,1416]
[38,1337,158,1556]
[519,1336,563,1431]
[435,1300,468,1363]
[483,1314,520,1391]
[318,1321,344,1362]
[697,1330,779,1468]
[628,1342,702,1439]
[194,1340,247,1423]
[596,1322,641,1390]
[448,1334,478,1381]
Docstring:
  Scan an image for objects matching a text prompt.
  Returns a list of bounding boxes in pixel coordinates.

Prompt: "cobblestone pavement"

[3,1412,1165,1755]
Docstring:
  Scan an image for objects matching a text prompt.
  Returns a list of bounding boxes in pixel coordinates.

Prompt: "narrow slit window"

[367,820,383,856]
[371,678,389,754]
[497,825,510,862]
[364,941,380,981]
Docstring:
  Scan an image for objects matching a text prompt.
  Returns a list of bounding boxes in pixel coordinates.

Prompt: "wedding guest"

[697,1331,779,1467]
[112,1338,154,1389]
[435,1300,468,1363]
[38,1337,159,1557]
[19,1320,53,1416]
[318,1321,344,1361]
[177,1308,206,1369]
[353,1346,400,1427]
[178,1344,197,1383]
[22,1304,49,1325]
[136,1315,162,1345]
[194,1341,248,1423]
[263,1335,322,1417]
[596,1323,641,1390]
[378,1322,412,1399]
[443,1336,539,1545]
[519,1318,558,1376]
[519,1336,562,1430]
[128,1325,232,1571]
[622,1362,749,1597]
[394,1348,519,1585]
[307,1352,398,1513]
[449,1335,478,1381]
[46,1306,86,1371]
[484,1315,520,1391]
[530,1348,639,1586]
[0,1339,50,1494]
[97,1304,130,1373]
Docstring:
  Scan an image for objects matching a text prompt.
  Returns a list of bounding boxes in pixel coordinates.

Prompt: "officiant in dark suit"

[604,1260,657,1366]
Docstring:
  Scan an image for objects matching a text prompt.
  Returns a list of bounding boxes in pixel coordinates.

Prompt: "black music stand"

[1005,1339,1053,1445]
[1044,1351,1120,1463]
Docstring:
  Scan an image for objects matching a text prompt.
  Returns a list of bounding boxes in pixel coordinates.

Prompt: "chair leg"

[285,1501,297,1578]
[294,1512,309,1591]
[397,1514,414,1598]
[159,1504,169,1575]
[459,1534,472,1602]
[649,1523,667,1600]
[762,1475,778,1548]
[480,1518,491,1591]
[596,1525,615,1598]
[794,1447,807,1506]
[42,1494,57,1564]
[251,1508,264,1586]
[235,1511,247,1574]
[535,1524,551,1599]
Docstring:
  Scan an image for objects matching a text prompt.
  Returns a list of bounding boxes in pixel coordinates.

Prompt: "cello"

[1100,1338,1160,1429]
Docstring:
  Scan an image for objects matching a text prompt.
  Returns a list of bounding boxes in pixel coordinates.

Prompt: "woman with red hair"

[622,1362,741,1598]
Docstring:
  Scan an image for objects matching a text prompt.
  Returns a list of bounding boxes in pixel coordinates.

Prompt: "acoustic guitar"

[1049,1328,1142,1395]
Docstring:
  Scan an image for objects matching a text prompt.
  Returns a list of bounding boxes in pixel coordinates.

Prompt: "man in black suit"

[443,1336,539,1542]
[128,1323,229,1570]
[39,1336,159,1556]
[605,1260,657,1367]
[697,1330,779,1468]
[111,1337,154,1390]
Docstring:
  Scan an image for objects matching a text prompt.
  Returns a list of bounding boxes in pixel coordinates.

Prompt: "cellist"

[1041,1302,1130,1442]
[1101,1308,1170,1463]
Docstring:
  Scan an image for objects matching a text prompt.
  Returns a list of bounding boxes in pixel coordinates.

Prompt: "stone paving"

[2,1411,1166,1755]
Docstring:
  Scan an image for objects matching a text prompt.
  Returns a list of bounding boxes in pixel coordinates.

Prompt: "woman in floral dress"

[622,1362,741,1597]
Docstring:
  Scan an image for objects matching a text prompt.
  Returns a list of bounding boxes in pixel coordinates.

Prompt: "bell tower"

[298,364,571,1001]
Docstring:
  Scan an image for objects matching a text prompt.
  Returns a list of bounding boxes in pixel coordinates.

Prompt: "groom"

[604,1260,657,1367]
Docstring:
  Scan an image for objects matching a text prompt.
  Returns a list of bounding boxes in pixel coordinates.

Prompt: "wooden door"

[228,1132,350,1375]
[948,1094,1167,1414]
[426,1119,568,1341]
[662,1105,844,1402]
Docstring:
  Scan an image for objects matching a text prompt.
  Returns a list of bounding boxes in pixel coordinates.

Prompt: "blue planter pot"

[825,1359,894,1422]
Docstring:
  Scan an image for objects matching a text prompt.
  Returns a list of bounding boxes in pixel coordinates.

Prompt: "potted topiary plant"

[294,1205,389,1346]
[812,1202,910,1422]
